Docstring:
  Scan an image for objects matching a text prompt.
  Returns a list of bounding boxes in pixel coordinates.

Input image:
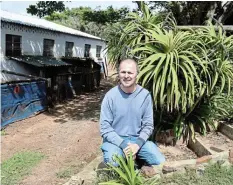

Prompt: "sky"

[0,1,137,15]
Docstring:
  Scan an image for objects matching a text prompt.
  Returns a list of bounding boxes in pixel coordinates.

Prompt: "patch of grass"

[1,151,45,185]
[96,169,120,184]
[1,130,8,136]
[159,163,233,185]
[56,165,80,179]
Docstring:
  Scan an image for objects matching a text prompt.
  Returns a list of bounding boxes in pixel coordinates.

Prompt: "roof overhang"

[9,55,71,67]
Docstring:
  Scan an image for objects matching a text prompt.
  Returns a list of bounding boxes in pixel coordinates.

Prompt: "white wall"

[1,22,107,82]
[1,22,107,59]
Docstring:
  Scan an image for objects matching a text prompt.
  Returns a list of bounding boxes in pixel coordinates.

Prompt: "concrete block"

[188,137,212,157]
[164,159,196,169]
[218,123,233,140]
[196,155,212,164]
[210,151,229,164]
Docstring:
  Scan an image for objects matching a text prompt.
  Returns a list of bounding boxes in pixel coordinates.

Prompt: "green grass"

[56,164,80,179]
[1,130,8,136]
[1,151,45,185]
[159,163,233,185]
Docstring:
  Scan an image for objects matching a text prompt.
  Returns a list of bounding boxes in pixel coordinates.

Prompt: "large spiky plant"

[106,2,233,142]
[105,2,165,67]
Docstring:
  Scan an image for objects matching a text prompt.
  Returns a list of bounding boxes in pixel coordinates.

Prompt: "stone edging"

[155,148,233,176]
[63,156,102,185]
[63,148,233,185]
[218,122,233,140]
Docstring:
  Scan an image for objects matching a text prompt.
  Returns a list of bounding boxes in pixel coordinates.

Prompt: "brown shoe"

[140,166,157,178]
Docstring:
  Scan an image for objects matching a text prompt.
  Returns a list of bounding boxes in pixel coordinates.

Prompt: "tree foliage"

[27,1,65,18]
[82,6,129,25]
[45,6,129,38]
[135,1,233,25]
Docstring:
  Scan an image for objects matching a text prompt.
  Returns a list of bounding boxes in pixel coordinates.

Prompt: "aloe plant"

[106,2,233,142]
[98,153,158,185]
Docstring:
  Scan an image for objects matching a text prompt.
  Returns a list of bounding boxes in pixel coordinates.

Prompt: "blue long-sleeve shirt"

[100,84,154,149]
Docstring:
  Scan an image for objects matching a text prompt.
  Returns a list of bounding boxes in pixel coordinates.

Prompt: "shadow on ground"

[44,80,115,124]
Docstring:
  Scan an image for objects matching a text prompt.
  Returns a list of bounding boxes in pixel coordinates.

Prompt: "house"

[1,10,107,82]
[0,10,107,127]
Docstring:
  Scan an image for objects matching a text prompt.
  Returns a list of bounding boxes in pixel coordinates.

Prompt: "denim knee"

[138,141,165,165]
[101,142,124,166]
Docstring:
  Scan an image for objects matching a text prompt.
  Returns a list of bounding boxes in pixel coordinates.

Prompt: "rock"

[141,166,158,178]
[163,168,186,178]
[162,165,177,174]
[152,163,164,174]
[210,151,229,163]
[210,146,225,153]
[196,155,212,164]
[165,159,196,169]
[229,148,233,158]
[220,160,231,168]
[63,156,102,185]
[196,165,205,176]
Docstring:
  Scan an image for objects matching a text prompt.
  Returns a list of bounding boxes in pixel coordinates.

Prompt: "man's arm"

[136,93,154,148]
[100,95,128,149]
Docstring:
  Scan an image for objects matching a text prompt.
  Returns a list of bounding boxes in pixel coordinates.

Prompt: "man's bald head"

[118,58,139,74]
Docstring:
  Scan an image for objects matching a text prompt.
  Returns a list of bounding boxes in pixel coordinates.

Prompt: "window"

[96,45,102,58]
[5,34,22,56]
[65,41,74,57]
[84,44,91,57]
[43,39,54,57]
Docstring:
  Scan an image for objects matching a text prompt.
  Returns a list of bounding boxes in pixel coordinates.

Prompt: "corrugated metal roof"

[9,55,71,67]
[1,10,103,40]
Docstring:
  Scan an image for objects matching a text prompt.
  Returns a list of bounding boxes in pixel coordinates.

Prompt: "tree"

[135,1,233,25]
[27,1,65,18]
[45,6,129,38]
[82,6,129,25]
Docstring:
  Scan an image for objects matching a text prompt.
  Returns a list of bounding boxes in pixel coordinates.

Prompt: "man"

[100,58,165,167]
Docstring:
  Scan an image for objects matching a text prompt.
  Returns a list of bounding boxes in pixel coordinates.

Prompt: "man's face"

[118,60,137,88]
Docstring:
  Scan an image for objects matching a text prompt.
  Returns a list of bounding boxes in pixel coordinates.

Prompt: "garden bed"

[194,131,233,155]
[158,139,197,162]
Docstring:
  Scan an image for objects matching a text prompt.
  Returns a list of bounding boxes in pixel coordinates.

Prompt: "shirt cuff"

[119,140,128,149]
[136,137,146,148]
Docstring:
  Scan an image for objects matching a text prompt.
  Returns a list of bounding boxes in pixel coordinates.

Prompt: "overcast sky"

[1,1,137,15]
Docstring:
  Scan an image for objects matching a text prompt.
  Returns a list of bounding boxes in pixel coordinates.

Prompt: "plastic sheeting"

[1,80,47,127]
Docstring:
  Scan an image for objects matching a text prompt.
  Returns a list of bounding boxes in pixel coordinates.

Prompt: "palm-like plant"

[197,22,233,95]
[134,29,206,113]
[105,2,164,67]
[107,2,233,142]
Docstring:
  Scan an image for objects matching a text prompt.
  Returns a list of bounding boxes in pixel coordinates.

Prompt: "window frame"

[5,34,22,56]
[65,41,74,57]
[96,45,102,58]
[84,44,91,57]
[43,39,55,57]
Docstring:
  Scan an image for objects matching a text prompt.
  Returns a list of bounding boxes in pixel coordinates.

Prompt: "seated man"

[99,58,165,167]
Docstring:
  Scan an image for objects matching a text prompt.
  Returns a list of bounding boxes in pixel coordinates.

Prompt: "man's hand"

[123,143,140,157]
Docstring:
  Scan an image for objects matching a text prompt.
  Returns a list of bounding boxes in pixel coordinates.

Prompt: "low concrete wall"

[188,137,212,157]
[218,123,233,140]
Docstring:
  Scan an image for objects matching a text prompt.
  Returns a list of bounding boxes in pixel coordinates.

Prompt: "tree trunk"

[217,2,233,24]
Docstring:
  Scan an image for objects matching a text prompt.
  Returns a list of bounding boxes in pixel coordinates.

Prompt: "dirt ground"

[1,71,207,185]
[198,131,233,151]
[159,139,197,162]
[1,80,114,185]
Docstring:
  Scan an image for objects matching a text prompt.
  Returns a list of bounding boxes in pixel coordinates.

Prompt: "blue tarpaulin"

[1,80,47,127]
